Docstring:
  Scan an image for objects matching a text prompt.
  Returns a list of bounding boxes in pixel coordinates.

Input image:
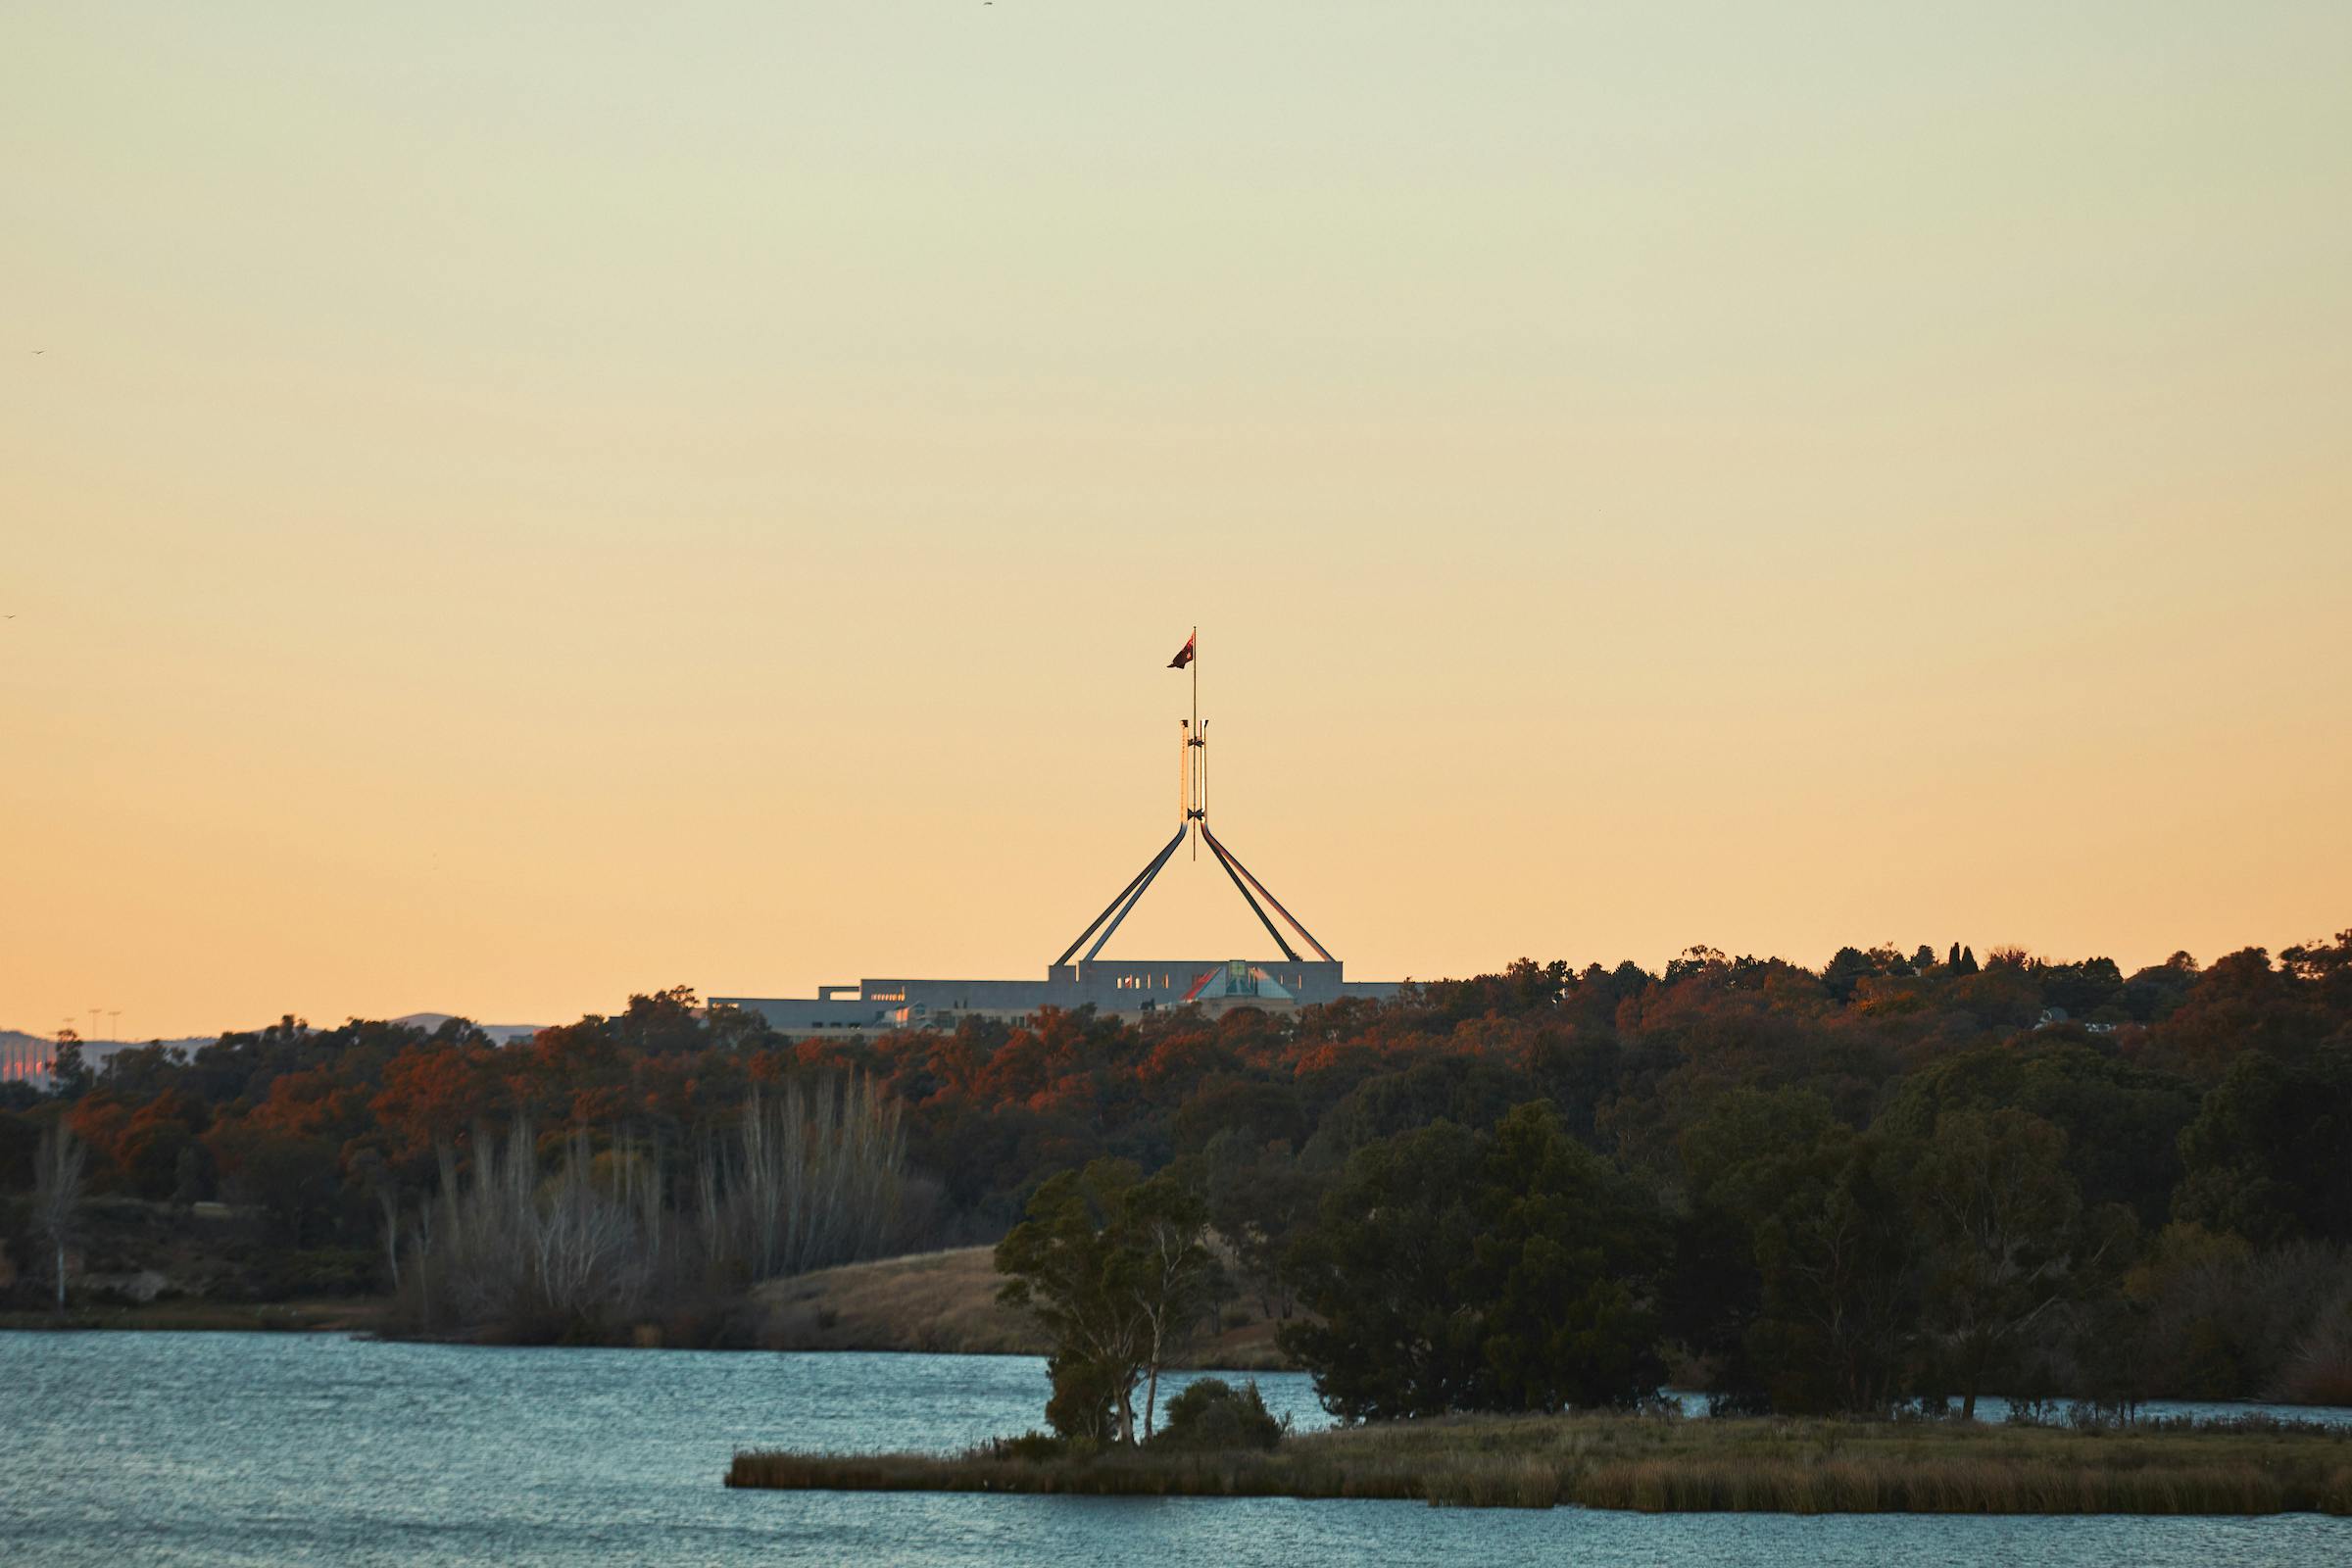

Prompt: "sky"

[5,2,2350,1040]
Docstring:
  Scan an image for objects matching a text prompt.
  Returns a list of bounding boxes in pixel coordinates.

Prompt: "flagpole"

[1190,624,1199,859]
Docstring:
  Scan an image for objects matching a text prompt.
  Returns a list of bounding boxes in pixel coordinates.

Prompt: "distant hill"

[388,1014,545,1046]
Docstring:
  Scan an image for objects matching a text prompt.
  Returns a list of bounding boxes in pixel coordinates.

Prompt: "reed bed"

[727,1411,2352,1514]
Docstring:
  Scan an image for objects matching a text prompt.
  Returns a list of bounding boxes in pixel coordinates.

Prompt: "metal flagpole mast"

[1189,625,1199,858]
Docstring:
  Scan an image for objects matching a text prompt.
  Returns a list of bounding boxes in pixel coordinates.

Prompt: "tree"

[205,1121,342,1247]
[1200,1128,1316,1321]
[50,1034,92,1099]
[2174,1044,2352,1245]
[995,1159,1221,1444]
[1281,1102,1665,1421]
[1154,1378,1282,1451]
[32,1123,87,1311]
[1877,1043,2198,1227]
[1822,947,1876,1003]
[1280,1122,1484,1419]
[1473,1103,1666,1411]
[352,1148,406,1290]
[1121,1170,1221,1439]
[115,1091,211,1201]
[1906,1107,2132,1419]
[1740,1128,1922,1413]
[1669,1087,1841,1401]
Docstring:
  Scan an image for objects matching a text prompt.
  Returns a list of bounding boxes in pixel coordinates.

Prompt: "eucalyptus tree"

[995,1159,1220,1444]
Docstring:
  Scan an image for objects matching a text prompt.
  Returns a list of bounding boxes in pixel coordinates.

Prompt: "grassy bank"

[753,1247,1291,1369]
[729,1410,2352,1513]
[0,1297,393,1334]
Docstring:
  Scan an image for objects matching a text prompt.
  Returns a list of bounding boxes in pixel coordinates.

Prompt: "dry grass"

[0,1297,392,1334]
[754,1248,1047,1355]
[751,1246,1291,1367]
[728,1410,2352,1514]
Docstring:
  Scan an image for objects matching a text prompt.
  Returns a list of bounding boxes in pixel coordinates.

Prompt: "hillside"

[753,1247,1292,1369]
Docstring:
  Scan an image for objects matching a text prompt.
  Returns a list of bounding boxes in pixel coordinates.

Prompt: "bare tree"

[352,1149,403,1292]
[700,1075,908,1281]
[32,1124,86,1313]
[404,1075,909,1338]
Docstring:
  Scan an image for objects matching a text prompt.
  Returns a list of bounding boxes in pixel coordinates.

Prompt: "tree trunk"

[1961,1333,1985,1421]
[1142,1311,1167,1441]
[380,1194,402,1291]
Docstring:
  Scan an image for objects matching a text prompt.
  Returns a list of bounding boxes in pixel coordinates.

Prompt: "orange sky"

[6,4,2349,1039]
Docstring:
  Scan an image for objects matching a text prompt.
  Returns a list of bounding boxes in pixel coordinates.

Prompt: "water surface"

[2,1333,2344,1566]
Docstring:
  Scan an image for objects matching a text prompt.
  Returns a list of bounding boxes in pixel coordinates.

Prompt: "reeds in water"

[726,1409,2352,1515]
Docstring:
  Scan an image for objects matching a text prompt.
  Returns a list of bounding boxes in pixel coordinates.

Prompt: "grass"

[753,1249,1046,1355]
[728,1409,2352,1513]
[751,1246,1291,1368]
[0,1297,392,1334]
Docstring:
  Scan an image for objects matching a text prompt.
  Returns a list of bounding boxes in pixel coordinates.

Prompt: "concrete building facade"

[714,956,1396,1036]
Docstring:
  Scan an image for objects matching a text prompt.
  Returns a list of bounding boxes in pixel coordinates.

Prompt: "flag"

[1167,633,1196,669]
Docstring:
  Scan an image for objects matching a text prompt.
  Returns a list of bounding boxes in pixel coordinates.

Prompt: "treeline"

[2,932,2348,1398]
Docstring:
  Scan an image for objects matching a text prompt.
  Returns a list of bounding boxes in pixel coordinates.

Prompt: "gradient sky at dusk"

[6,3,2349,1038]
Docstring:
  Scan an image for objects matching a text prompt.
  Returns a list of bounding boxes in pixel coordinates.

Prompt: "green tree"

[1740,1128,1921,1413]
[1878,1043,2197,1227]
[1200,1128,1316,1321]
[1906,1107,2133,1418]
[1154,1377,1282,1451]
[1668,1087,1840,1403]
[1282,1102,1664,1420]
[1473,1103,1665,1411]
[1279,1121,1485,1419]
[50,1035,92,1099]
[995,1159,1220,1444]
[2174,1044,2352,1244]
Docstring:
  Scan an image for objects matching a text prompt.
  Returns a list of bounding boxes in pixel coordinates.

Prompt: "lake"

[3,1332,2346,1566]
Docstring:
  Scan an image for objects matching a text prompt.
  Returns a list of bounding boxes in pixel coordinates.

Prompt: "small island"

[730,1401,2352,1514]
[728,1125,2352,1517]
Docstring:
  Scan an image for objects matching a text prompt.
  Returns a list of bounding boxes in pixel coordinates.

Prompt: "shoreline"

[728,1410,2352,1514]
[0,1298,393,1335]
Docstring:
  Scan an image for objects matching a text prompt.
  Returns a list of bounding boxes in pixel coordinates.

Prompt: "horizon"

[8,3,2350,1038]
[2,921,2326,1050]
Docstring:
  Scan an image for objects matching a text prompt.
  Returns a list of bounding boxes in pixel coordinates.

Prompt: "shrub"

[1154,1378,1283,1451]
[1044,1352,1125,1443]
[254,1248,380,1298]
[985,1431,1067,1462]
